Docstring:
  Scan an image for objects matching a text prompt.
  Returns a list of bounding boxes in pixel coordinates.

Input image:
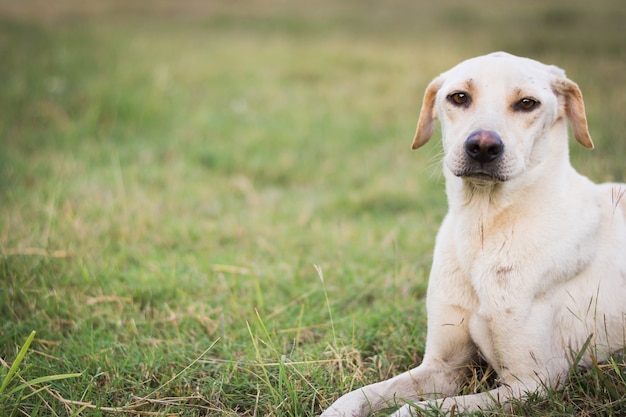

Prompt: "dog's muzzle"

[455,130,507,182]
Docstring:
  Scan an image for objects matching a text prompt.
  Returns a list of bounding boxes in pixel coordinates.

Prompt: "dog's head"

[412,52,593,184]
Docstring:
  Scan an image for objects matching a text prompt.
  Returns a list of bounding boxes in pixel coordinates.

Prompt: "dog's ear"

[412,76,443,150]
[553,77,594,149]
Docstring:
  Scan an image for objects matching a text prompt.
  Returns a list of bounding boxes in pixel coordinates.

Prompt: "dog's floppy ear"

[553,77,594,149]
[412,76,443,150]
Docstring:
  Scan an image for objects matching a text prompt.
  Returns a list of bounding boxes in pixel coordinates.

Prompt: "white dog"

[321,52,626,416]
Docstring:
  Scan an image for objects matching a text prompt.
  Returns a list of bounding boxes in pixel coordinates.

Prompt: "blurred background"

[1,0,625,415]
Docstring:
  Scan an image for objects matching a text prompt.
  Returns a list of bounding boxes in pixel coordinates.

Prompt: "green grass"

[1,0,625,415]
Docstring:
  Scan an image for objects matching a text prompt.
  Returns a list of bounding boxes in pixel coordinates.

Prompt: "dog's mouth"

[447,157,512,183]
[457,170,507,183]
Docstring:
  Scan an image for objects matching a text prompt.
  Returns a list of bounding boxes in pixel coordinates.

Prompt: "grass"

[1,0,625,415]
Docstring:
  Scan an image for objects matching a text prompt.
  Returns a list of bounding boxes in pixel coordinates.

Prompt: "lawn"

[1,0,625,415]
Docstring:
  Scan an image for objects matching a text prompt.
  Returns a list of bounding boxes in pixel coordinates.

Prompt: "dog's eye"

[516,98,539,111]
[448,92,470,106]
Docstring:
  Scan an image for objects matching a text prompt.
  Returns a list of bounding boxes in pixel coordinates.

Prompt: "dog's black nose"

[464,130,504,163]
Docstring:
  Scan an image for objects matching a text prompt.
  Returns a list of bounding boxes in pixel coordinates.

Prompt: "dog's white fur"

[321,52,626,416]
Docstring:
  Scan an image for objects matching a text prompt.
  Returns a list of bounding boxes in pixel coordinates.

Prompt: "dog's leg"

[389,383,538,417]
[390,299,568,416]
[321,300,476,417]
[321,226,477,417]
[319,363,452,417]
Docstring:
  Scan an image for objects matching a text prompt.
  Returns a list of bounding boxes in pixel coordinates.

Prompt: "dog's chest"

[455,210,518,270]
[450,209,534,310]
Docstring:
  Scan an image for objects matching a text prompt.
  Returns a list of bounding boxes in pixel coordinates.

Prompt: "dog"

[321,52,626,416]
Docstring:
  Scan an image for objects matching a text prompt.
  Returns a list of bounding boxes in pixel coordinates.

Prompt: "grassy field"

[1,0,625,415]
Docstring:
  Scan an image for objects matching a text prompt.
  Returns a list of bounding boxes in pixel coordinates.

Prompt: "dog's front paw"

[319,404,361,417]
[319,391,371,417]
[319,408,354,417]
